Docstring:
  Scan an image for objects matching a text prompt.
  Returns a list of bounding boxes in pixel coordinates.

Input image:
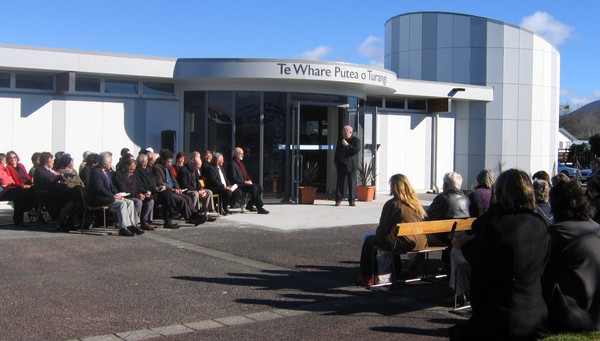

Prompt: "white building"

[0,11,559,200]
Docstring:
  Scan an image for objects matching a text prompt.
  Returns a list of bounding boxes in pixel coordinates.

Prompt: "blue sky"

[2,1,598,109]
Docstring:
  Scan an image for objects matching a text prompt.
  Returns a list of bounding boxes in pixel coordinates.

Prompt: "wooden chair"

[199,179,221,215]
[79,187,111,235]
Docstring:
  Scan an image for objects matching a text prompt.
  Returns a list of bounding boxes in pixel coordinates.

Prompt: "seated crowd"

[0,145,269,236]
[360,164,600,337]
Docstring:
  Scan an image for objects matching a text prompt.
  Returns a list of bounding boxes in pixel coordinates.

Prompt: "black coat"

[453,209,551,340]
[112,169,143,198]
[177,163,200,191]
[543,219,600,331]
[334,135,360,172]
[88,167,117,206]
[205,165,230,191]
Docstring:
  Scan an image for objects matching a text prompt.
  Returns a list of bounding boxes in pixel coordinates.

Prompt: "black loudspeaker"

[161,130,176,152]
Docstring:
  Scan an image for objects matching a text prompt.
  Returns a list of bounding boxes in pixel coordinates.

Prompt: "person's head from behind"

[550,180,594,222]
[389,174,426,217]
[587,175,600,200]
[551,173,570,186]
[443,172,463,192]
[86,153,100,168]
[532,179,550,204]
[476,169,495,189]
[532,170,550,183]
[493,169,536,212]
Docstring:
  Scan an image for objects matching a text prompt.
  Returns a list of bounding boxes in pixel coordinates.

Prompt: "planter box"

[356,185,375,202]
[299,186,317,204]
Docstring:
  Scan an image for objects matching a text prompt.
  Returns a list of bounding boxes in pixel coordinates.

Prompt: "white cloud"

[297,45,332,60]
[566,90,600,109]
[358,35,384,66]
[520,11,573,46]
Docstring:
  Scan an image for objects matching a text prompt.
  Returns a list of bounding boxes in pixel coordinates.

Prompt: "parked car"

[557,162,592,182]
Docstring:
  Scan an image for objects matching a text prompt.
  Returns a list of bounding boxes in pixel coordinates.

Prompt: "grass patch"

[542,331,600,341]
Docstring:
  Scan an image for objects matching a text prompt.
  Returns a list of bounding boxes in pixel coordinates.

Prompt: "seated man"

[408,171,470,275]
[177,155,217,221]
[227,147,269,214]
[204,152,241,215]
[153,149,206,226]
[113,159,156,231]
[88,152,143,237]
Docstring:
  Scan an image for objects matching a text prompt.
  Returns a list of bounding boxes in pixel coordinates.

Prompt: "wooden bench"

[371,217,475,289]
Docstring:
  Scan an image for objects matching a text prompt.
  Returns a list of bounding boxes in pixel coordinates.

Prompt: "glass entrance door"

[290,102,333,203]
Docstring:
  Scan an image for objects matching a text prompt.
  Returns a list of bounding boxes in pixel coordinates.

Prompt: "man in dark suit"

[334,125,360,206]
[227,147,269,214]
[177,155,217,220]
[204,152,241,215]
[88,152,142,237]
[153,149,206,226]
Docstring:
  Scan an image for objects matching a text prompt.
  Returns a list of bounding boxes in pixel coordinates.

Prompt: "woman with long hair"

[358,173,427,286]
[450,169,550,340]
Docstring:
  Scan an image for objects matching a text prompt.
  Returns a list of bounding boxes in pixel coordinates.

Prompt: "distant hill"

[560,100,600,140]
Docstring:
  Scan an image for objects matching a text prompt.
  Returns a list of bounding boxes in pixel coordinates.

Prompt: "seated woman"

[543,181,600,332]
[56,154,85,190]
[33,152,81,232]
[5,151,37,222]
[358,173,427,287]
[0,153,29,226]
[449,169,550,340]
[113,159,155,231]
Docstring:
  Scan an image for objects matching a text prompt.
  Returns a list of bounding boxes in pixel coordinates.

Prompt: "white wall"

[0,94,179,170]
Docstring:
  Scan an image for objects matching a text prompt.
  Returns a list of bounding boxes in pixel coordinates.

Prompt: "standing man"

[334,125,360,206]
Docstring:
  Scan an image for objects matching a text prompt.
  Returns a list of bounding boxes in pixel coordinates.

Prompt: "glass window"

[385,97,405,109]
[235,91,261,182]
[75,77,101,92]
[207,91,233,157]
[15,73,53,90]
[143,82,174,96]
[105,79,138,94]
[407,99,427,110]
[365,96,382,107]
[184,91,206,153]
[0,72,9,88]
[263,92,287,197]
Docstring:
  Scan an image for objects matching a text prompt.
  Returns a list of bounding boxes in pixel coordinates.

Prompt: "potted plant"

[299,160,319,204]
[357,157,376,201]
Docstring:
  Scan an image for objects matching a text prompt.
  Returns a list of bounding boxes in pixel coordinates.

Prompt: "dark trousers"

[335,166,357,203]
[359,235,413,279]
[212,187,241,209]
[239,183,264,208]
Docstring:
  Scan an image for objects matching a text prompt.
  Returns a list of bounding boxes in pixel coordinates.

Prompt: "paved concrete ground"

[0,192,468,341]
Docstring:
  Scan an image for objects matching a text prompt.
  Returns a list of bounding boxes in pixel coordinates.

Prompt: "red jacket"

[6,163,32,187]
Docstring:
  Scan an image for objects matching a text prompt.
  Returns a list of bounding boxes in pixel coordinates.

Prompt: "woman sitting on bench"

[358,173,427,287]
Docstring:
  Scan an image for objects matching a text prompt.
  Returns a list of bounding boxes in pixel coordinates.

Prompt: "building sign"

[276,62,389,86]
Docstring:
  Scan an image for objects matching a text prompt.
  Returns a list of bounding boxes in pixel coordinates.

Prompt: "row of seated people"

[1,145,270,233]
[359,169,600,338]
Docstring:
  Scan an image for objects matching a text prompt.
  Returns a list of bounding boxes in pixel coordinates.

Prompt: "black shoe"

[163,221,180,229]
[187,214,207,226]
[119,228,134,236]
[257,207,270,214]
[223,208,232,215]
[128,225,145,235]
[245,205,257,212]
[172,213,182,220]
